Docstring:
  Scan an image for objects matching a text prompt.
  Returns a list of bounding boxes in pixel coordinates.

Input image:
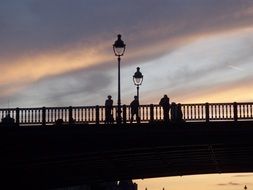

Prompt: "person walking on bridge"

[159,94,171,122]
[105,95,113,124]
[130,96,140,123]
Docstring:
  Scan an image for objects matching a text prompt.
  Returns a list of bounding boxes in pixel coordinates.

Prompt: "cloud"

[0,42,112,92]
[133,27,253,103]
[4,25,253,107]
[4,67,114,107]
[1,0,253,59]
[1,0,253,107]
[1,0,253,66]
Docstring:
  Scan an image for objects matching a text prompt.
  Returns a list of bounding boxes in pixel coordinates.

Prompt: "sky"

[1,0,253,189]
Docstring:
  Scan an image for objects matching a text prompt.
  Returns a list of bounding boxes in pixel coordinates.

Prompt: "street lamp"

[133,67,143,101]
[113,34,126,124]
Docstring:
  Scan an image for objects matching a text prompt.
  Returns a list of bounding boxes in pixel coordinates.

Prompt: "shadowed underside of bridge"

[1,121,253,189]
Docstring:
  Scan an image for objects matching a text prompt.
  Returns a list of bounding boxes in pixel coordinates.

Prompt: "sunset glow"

[1,0,253,189]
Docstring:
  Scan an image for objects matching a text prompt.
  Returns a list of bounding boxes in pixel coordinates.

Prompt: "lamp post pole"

[136,85,140,102]
[117,55,121,124]
[113,34,126,124]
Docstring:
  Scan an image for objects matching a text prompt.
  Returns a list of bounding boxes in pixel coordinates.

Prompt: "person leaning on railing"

[177,103,183,122]
[1,114,15,127]
[159,95,171,122]
[171,102,184,123]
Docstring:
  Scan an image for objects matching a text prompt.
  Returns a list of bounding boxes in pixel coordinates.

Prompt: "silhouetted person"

[176,103,183,122]
[105,95,113,124]
[1,114,15,127]
[171,102,177,122]
[130,96,140,123]
[159,95,171,122]
[171,102,184,123]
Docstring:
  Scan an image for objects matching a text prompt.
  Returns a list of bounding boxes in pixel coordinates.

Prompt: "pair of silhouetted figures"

[104,95,140,124]
[159,94,183,123]
[105,94,183,124]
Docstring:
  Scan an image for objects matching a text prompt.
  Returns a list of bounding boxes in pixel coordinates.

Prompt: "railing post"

[150,104,154,123]
[16,107,20,127]
[205,103,209,123]
[123,105,126,124]
[42,107,46,127]
[233,102,238,122]
[96,105,99,125]
[69,106,73,124]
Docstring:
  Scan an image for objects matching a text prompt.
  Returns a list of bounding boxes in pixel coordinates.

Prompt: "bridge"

[1,102,253,189]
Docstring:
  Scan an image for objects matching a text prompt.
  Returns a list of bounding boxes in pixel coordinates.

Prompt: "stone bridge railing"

[1,102,253,126]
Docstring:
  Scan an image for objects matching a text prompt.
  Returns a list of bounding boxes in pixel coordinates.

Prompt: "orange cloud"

[176,78,253,104]
[0,42,113,95]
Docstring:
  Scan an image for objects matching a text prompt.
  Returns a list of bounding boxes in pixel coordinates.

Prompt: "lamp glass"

[113,34,126,56]
[113,46,125,56]
[133,77,143,86]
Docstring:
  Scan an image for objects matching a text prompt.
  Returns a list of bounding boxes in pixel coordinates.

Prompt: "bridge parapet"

[1,102,253,126]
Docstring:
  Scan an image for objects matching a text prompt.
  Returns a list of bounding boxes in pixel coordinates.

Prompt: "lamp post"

[133,67,143,102]
[113,34,126,124]
[132,67,143,124]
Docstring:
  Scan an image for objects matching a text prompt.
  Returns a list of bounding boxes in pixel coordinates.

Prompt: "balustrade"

[1,102,253,126]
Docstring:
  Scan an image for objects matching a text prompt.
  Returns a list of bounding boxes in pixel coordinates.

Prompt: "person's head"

[164,94,169,100]
[134,95,138,100]
[108,95,112,99]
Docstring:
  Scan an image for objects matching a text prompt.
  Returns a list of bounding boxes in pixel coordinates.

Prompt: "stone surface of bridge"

[1,121,253,189]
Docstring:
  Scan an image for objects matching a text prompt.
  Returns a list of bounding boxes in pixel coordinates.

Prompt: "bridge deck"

[1,121,253,188]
